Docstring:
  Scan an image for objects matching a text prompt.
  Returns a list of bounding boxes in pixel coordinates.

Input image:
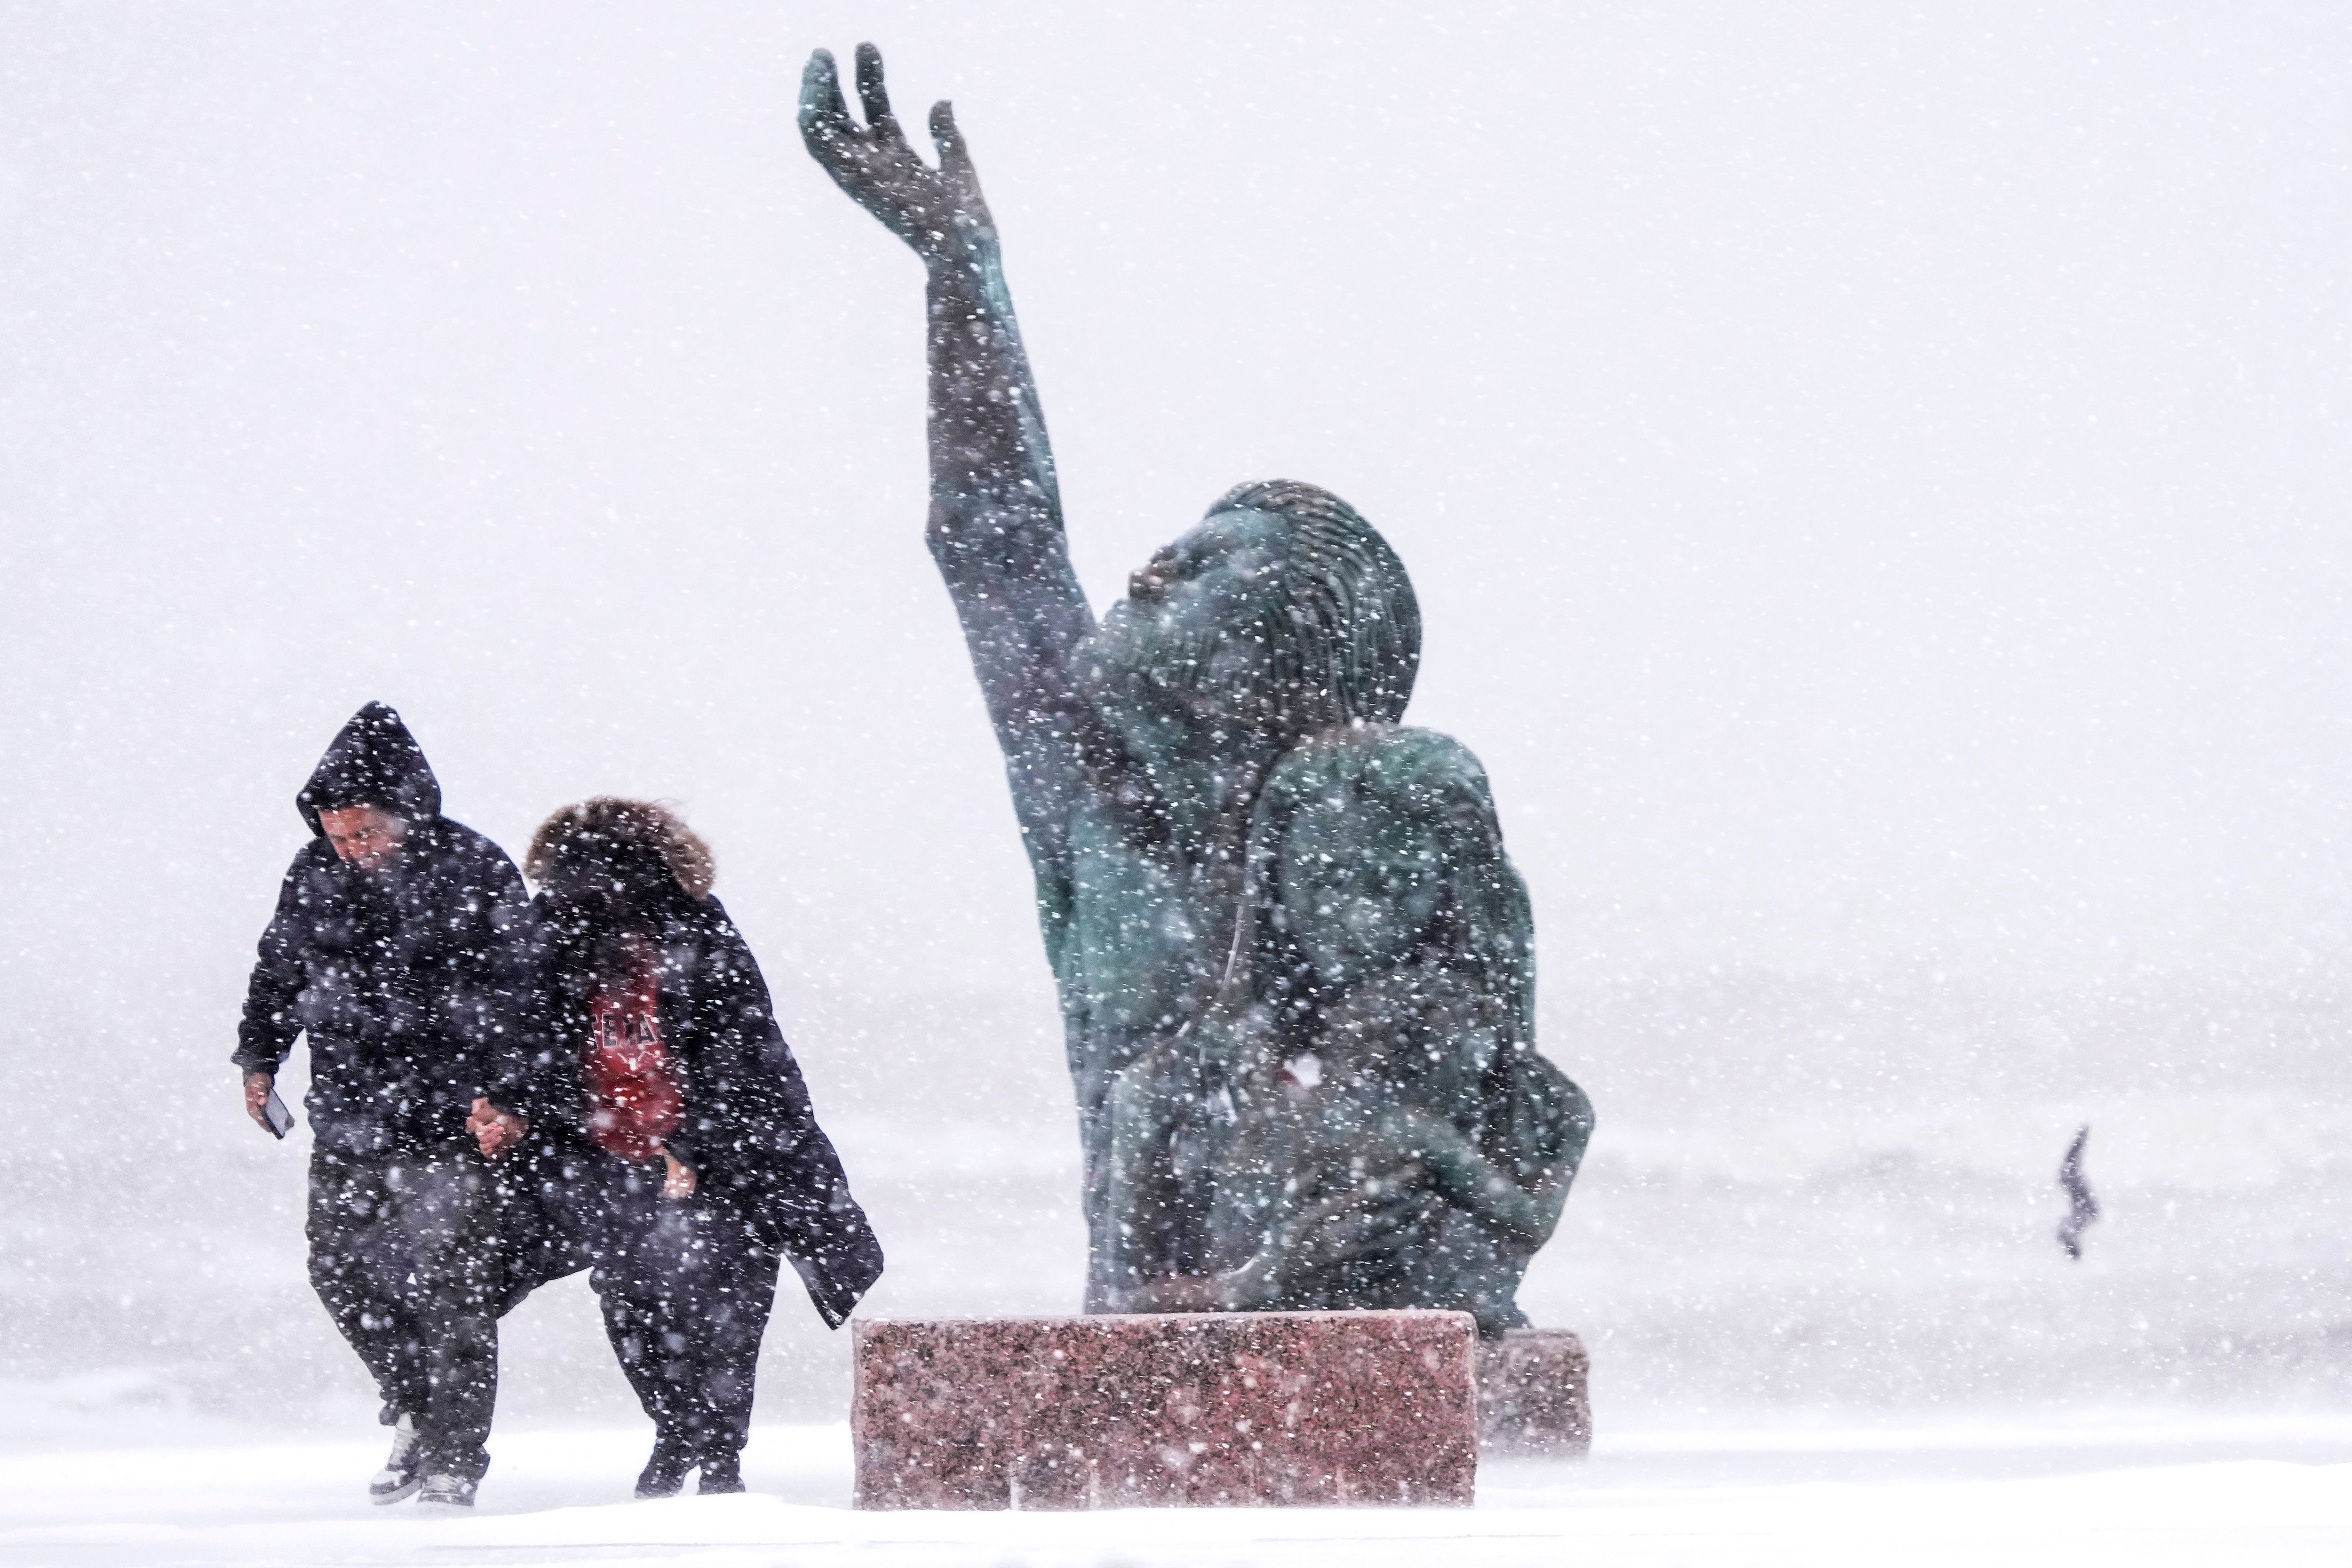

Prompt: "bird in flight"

[2057,1124,2098,1260]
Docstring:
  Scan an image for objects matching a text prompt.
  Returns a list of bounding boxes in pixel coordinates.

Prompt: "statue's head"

[1085,481,1421,740]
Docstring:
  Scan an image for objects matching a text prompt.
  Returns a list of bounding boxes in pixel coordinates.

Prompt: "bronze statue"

[801,45,1591,1332]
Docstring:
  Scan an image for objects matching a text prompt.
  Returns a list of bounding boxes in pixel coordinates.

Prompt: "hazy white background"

[1,2,2346,1438]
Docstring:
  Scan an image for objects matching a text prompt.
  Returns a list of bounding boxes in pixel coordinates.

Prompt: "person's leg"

[620,1193,741,1468]
[585,1158,699,1495]
[306,1145,430,1418]
[684,1210,780,1491]
[589,1172,781,1490]
[389,1149,503,1487]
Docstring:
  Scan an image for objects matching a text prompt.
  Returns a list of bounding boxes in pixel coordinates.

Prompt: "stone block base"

[1476,1328,1591,1454]
[851,1311,1478,1509]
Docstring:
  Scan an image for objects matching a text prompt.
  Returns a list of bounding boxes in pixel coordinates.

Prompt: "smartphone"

[262,1085,297,1140]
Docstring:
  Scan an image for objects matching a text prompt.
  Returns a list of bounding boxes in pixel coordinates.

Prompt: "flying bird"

[2057,1124,2098,1260]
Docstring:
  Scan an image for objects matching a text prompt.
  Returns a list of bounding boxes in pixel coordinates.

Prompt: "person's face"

[1085,508,1292,727]
[318,805,406,870]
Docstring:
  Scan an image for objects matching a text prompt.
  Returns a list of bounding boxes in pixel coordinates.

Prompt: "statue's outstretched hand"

[800,44,991,263]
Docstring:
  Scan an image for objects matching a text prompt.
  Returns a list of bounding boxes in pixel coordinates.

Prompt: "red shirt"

[583,939,683,1162]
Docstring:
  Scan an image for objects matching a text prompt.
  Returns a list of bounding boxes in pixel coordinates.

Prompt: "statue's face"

[1084,508,1293,729]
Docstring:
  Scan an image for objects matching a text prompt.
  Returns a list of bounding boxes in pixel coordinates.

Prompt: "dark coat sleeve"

[674,906,883,1329]
[478,895,595,1309]
[481,898,587,1132]
[454,838,532,1090]
[234,844,328,1076]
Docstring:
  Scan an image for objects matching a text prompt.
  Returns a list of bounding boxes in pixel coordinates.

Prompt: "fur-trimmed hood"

[525,798,714,901]
[492,797,881,1325]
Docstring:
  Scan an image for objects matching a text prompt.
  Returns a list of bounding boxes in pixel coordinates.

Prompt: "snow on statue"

[799,45,1593,1333]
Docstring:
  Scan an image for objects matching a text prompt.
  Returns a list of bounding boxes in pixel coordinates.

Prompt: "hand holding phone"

[246,1071,296,1139]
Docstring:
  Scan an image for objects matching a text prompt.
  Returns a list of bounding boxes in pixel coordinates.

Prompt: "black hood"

[297,701,443,836]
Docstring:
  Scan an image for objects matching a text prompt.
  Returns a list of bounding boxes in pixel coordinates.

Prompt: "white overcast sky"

[4,4,2349,1089]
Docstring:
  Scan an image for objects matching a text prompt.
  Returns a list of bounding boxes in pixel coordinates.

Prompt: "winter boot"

[367,1412,423,1505]
[416,1473,477,1510]
[697,1451,744,1495]
[635,1433,696,1500]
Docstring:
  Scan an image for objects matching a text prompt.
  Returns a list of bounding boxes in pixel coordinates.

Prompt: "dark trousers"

[585,1155,780,1464]
[307,1143,503,1482]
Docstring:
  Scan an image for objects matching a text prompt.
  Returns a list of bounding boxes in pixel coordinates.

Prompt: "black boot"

[635,1432,696,1500]
[697,1451,744,1494]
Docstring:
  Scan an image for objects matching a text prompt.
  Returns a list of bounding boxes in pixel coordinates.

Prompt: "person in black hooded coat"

[476,797,882,1498]
[235,702,532,1507]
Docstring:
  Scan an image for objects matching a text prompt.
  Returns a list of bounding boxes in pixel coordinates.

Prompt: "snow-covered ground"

[4,1417,2348,1568]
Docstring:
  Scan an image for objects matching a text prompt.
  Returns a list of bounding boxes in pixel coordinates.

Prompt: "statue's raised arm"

[800,46,1101,871]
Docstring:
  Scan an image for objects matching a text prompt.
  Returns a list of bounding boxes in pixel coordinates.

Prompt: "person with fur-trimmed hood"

[471,798,882,1498]
[235,702,532,1510]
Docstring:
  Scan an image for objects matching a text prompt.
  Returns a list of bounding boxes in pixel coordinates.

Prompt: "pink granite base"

[1475,1328,1592,1454]
[852,1311,1478,1509]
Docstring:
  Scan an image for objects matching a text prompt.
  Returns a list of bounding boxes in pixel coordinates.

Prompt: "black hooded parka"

[235,703,530,1154]
[487,825,882,1330]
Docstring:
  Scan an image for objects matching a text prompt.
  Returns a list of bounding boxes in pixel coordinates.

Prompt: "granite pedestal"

[852,1311,1478,1509]
[1475,1328,1592,1454]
